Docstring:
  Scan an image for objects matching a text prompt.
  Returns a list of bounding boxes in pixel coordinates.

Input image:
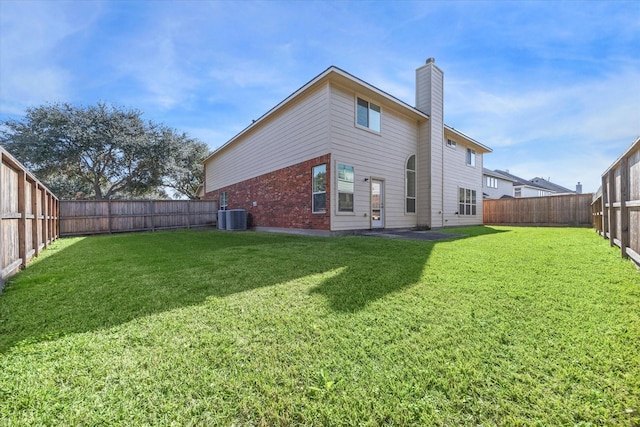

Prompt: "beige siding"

[416,122,431,227]
[205,84,331,192]
[416,63,445,229]
[442,131,485,227]
[328,84,419,231]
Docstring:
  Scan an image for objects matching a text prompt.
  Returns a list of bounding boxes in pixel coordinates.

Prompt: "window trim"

[336,162,355,214]
[446,139,457,149]
[312,164,327,213]
[466,148,476,167]
[355,96,381,133]
[405,154,416,214]
[486,176,498,189]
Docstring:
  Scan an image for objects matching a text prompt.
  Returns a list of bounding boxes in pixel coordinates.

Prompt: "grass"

[0,226,638,426]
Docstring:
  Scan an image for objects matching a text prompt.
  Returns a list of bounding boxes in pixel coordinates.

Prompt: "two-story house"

[203,59,492,235]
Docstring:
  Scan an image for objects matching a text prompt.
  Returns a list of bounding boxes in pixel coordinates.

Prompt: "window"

[312,164,326,213]
[514,188,521,197]
[406,155,416,213]
[220,191,228,210]
[466,148,476,167]
[337,163,354,212]
[446,139,457,149]
[356,97,381,132]
[459,188,477,215]
[486,176,498,188]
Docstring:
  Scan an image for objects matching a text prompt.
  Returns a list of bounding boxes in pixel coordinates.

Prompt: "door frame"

[370,177,385,229]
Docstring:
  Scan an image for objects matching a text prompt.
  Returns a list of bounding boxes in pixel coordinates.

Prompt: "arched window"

[406,155,416,213]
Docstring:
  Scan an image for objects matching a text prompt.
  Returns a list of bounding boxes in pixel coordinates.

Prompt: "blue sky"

[1,0,639,193]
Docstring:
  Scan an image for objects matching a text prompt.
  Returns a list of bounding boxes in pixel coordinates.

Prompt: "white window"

[486,176,498,188]
[515,188,522,197]
[356,97,381,132]
[337,164,354,212]
[459,188,477,215]
[466,148,476,167]
[447,139,457,149]
[220,191,228,210]
[406,155,416,213]
[312,164,326,213]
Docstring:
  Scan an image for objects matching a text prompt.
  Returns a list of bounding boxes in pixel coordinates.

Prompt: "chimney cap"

[426,57,435,64]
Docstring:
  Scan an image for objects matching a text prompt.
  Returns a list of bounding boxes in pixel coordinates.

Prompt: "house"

[203,59,492,235]
[529,177,579,195]
[482,168,517,199]
[483,169,579,199]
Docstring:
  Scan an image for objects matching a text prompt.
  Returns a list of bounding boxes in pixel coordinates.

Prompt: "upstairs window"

[446,139,457,149]
[356,97,381,132]
[337,163,355,212]
[312,164,327,213]
[486,176,498,188]
[406,155,416,213]
[466,148,476,167]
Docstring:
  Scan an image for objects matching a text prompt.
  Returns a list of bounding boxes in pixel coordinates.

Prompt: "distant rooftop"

[529,177,575,194]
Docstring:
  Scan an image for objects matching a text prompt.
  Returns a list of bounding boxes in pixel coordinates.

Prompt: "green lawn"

[0,226,638,426]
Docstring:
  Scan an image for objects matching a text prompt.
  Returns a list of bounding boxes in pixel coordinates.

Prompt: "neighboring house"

[483,168,516,199]
[487,169,578,198]
[203,59,492,235]
[493,169,553,198]
[529,177,579,195]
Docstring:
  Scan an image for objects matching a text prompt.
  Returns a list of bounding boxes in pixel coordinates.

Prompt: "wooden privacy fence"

[594,136,640,266]
[59,199,218,236]
[1,147,59,286]
[483,194,593,227]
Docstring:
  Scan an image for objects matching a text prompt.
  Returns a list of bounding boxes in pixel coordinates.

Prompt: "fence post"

[151,200,155,232]
[607,170,615,247]
[17,170,26,269]
[31,181,39,257]
[620,157,629,259]
[108,199,112,234]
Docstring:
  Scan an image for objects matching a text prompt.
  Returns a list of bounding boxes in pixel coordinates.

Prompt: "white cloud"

[0,1,104,115]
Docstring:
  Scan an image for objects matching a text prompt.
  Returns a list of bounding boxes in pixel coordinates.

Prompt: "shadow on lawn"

[0,226,506,352]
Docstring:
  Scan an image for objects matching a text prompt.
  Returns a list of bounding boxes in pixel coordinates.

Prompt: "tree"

[0,103,209,200]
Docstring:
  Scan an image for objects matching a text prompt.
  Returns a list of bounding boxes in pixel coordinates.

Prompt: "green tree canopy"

[0,103,210,200]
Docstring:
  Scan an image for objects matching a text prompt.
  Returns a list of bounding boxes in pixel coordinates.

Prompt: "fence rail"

[483,194,593,227]
[594,136,640,266]
[59,199,218,236]
[1,147,59,287]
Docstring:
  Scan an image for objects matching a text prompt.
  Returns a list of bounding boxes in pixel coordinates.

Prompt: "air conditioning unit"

[226,209,247,231]
[217,210,227,230]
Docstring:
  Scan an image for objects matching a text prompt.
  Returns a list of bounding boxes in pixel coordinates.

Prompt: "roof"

[493,169,534,187]
[205,65,491,162]
[529,177,575,194]
[483,168,516,182]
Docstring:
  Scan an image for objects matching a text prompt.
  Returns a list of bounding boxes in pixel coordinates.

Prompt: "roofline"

[445,125,492,153]
[482,168,515,181]
[205,65,491,162]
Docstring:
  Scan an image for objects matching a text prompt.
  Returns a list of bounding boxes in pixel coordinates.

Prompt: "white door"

[371,179,384,228]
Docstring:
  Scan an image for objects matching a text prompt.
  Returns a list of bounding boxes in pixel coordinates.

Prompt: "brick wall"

[204,154,331,230]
